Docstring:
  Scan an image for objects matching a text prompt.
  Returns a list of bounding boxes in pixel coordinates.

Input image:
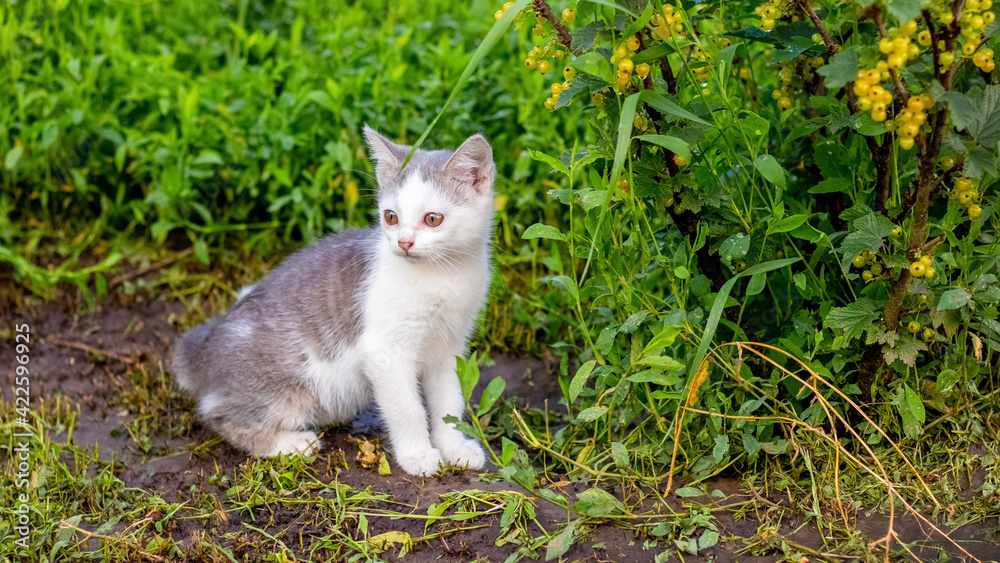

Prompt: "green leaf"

[941,91,978,133]
[569,360,596,403]
[892,383,925,439]
[699,529,720,551]
[674,265,690,279]
[742,432,761,455]
[808,177,853,194]
[522,223,566,241]
[571,51,614,85]
[938,369,959,393]
[194,239,210,265]
[964,145,998,178]
[576,405,608,422]
[746,272,766,296]
[610,93,641,187]
[4,146,23,170]
[753,154,787,189]
[637,355,685,371]
[639,134,691,160]
[769,214,807,234]
[640,90,711,126]
[550,275,580,303]
[885,0,923,22]
[555,72,608,110]
[42,123,60,149]
[456,353,480,404]
[719,232,751,264]
[838,212,894,272]
[477,377,506,416]
[572,488,627,517]
[712,435,730,463]
[674,486,705,498]
[827,297,882,343]
[937,288,972,310]
[611,442,628,468]
[971,84,1000,149]
[882,333,927,367]
[626,369,680,386]
[545,521,578,561]
[529,149,571,177]
[571,20,606,51]
[643,325,682,355]
[818,47,858,89]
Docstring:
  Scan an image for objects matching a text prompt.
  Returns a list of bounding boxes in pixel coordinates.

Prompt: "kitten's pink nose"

[398,240,413,252]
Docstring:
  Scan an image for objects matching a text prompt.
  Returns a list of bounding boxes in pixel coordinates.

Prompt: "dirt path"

[2,291,998,562]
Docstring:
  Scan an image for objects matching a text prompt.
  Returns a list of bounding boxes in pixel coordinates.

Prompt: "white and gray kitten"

[171,126,495,476]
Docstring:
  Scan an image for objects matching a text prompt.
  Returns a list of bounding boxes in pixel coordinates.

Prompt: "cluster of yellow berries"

[957,0,995,49]
[906,320,938,343]
[611,36,651,89]
[973,47,996,72]
[650,4,685,39]
[952,176,984,219]
[544,66,576,110]
[878,20,921,69]
[771,54,824,111]
[854,68,894,121]
[754,0,790,31]
[851,250,886,283]
[494,1,514,20]
[908,254,936,279]
[525,44,567,75]
[886,93,933,150]
[691,46,710,83]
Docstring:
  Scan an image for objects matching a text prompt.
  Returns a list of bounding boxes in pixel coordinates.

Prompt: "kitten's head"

[363,125,495,264]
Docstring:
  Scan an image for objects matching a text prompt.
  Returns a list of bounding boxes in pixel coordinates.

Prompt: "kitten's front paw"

[439,438,486,470]
[264,431,319,457]
[394,448,444,476]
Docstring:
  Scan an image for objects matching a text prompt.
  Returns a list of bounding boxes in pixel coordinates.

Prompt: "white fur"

[306,170,492,475]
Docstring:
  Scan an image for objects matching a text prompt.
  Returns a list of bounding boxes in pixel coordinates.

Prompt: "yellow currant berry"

[940,156,955,170]
[854,81,871,96]
[940,11,955,25]
[879,38,893,53]
[903,20,919,35]
[535,13,547,24]
[862,270,874,282]
[963,42,978,57]
[617,70,629,87]
[871,263,884,276]
[554,49,566,60]
[617,178,630,192]
[956,177,973,191]
[627,36,640,51]
[551,82,563,95]
[985,11,996,24]
[673,154,688,166]
[761,18,775,31]
[563,67,576,80]
[925,266,936,278]
[616,45,628,59]
[777,96,793,111]
[538,60,551,73]
[909,262,926,277]
[918,30,932,45]
[908,320,922,333]
[858,97,873,111]
[591,92,605,106]
[562,8,576,23]
[532,24,545,36]
[636,63,650,78]
[940,51,956,66]
[852,255,867,268]
[633,115,648,130]
[887,53,906,68]
[525,57,538,69]
[619,58,634,73]
[495,10,504,20]
[969,204,983,218]
[899,136,916,150]
[544,97,556,110]
[959,191,975,205]
[901,122,920,137]
[920,255,933,267]
[892,225,903,237]
[923,328,936,342]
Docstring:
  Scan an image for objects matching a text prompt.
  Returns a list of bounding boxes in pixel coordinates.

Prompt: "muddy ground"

[1,286,998,562]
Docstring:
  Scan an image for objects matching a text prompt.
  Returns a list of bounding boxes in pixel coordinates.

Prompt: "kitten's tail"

[171,319,217,395]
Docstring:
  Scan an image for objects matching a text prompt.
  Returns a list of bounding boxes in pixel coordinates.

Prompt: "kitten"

[171,126,495,476]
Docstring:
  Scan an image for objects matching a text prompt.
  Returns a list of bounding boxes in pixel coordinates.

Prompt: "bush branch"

[533,0,573,49]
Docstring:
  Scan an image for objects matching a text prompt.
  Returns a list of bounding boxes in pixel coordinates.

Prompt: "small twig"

[532,0,572,49]
[49,338,136,364]
[110,247,194,286]
[797,0,836,57]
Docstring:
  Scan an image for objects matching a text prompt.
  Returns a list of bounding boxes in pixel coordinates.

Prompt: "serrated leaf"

[972,84,1000,148]
[941,91,978,133]
[964,145,998,178]
[555,72,608,110]
[826,297,882,343]
[839,212,894,272]
[571,20,605,51]
[818,47,858,89]
[522,223,565,241]
[882,333,927,367]
[885,0,923,22]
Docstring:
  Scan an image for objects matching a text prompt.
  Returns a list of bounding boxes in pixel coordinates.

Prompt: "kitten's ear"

[364,125,409,178]
[442,134,495,195]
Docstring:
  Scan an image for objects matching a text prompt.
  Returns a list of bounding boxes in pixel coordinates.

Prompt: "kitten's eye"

[424,212,443,227]
[384,210,398,225]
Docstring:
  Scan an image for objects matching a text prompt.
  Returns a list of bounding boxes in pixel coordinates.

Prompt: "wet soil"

[1,287,998,562]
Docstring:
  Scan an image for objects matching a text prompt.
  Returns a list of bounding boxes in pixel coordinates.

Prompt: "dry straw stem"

[665,342,977,562]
